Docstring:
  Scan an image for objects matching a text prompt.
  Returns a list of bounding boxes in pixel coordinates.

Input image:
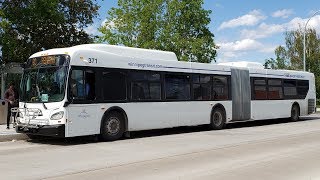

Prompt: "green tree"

[264,46,289,69]
[268,27,320,97]
[99,0,217,63]
[274,45,289,69]
[0,0,99,63]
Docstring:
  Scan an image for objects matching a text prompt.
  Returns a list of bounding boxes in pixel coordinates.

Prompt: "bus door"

[66,68,100,137]
[231,68,251,121]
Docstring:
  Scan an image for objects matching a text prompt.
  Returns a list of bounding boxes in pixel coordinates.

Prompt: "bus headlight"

[51,111,64,120]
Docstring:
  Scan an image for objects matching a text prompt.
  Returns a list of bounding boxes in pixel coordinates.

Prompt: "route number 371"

[88,58,98,63]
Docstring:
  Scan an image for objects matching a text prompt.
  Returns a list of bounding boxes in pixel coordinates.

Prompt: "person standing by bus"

[4,83,19,129]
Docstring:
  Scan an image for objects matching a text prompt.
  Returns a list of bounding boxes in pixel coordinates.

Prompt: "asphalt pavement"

[1,113,320,180]
[0,109,319,142]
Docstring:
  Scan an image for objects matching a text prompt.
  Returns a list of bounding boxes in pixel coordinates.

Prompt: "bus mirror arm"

[63,101,71,107]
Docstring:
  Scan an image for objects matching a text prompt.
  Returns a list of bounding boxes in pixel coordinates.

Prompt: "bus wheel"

[290,105,300,121]
[210,108,226,130]
[100,112,124,141]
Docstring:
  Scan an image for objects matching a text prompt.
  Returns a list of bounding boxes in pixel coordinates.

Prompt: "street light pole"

[303,10,320,71]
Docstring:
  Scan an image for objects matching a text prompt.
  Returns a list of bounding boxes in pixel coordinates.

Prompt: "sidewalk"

[0,124,28,142]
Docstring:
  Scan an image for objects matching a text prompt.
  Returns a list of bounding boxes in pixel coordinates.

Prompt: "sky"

[86,1,320,64]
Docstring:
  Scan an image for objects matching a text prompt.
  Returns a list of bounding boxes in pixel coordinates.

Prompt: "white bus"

[16,44,316,140]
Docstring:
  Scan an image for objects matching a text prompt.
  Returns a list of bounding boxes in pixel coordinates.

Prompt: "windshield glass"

[20,55,69,103]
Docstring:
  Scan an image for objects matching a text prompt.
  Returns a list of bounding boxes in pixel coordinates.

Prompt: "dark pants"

[7,103,16,128]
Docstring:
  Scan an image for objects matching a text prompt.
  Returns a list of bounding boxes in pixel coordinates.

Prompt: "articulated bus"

[16,44,316,140]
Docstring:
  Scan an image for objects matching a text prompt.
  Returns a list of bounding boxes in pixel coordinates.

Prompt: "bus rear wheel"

[210,108,226,130]
[290,104,300,122]
[100,112,124,141]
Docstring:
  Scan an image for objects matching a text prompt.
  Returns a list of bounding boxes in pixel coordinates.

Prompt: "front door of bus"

[231,68,251,121]
[66,69,99,137]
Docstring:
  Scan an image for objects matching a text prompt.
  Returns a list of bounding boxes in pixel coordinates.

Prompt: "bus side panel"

[178,101,232,127]
[124,102,179,131]
[251,100,306,120]
[124,101,232,131]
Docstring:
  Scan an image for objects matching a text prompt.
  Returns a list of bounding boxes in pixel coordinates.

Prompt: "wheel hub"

[107,117,120,135]
[213,111,222,126]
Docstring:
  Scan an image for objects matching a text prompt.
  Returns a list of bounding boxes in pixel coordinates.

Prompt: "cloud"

[84,25,100,36]
[216,39,277,62]
[241,23,284,39]
[272,9,294,19]
[240,15,320,40]
[218,10,266,30]
[218,39,263,51]
[286,15,320,31]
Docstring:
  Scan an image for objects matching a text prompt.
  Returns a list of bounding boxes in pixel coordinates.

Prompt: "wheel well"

[101,107,128,133]
[210,104,226,123]
[292,102,300,115]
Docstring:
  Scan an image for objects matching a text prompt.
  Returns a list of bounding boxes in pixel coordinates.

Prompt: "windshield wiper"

[42,102,47,110]
[35,84,47,109]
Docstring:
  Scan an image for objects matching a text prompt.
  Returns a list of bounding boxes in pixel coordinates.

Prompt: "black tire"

[290,104,300,121]
[210,108,226,130]
[100,112,125,141]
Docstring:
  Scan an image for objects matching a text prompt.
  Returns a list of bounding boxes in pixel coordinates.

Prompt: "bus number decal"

[88,58,98,64]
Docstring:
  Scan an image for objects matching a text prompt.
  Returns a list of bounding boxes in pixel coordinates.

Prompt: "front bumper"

[16,124,65,137]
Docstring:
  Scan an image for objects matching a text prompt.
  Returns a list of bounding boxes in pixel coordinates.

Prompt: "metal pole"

[1,73,5,99]
[303,10,320,71]
[303,30,306,71]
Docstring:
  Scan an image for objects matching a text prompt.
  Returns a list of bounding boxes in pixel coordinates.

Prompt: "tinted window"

[297,86,308,96]
[200,75,211,83]
[284,80,296,87]
[252,78,267,100]
[212,76,229,100]
[254,79,266,85]
[101,71,127,101]
[297,80,309,97]
[268,79,282,86]
[131,72,160,81]
[254,86,267,100]
[268,86,283,99]
[70,69,96,101]
[165,74,190,100]
[284,80,297,96]
[131,71,161,101]
[193,75,211,100]
[267,78,283,100]
[297,80,309,87]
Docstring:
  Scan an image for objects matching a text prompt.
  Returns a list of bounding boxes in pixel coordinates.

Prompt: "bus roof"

[29,44,314,80]
[30,44,178,61]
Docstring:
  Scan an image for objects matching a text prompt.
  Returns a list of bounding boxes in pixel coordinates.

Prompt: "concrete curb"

[0,134,28,142]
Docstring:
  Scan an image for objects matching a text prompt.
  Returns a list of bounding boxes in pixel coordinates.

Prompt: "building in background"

[0,63,23,99]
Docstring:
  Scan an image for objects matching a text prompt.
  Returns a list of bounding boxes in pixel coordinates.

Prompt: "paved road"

[1,115,320,180]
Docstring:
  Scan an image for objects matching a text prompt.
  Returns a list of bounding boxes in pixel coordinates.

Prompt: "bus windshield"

[20,55,69,103]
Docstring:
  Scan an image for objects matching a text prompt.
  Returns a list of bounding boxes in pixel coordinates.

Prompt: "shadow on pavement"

[28,114,320,146]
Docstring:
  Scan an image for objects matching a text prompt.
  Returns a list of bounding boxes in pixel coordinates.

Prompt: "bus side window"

[70,69,85,99]
[70,69,96,101]
[253,78,267,100]
[212,76,228,100]
[101,71,127,101]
